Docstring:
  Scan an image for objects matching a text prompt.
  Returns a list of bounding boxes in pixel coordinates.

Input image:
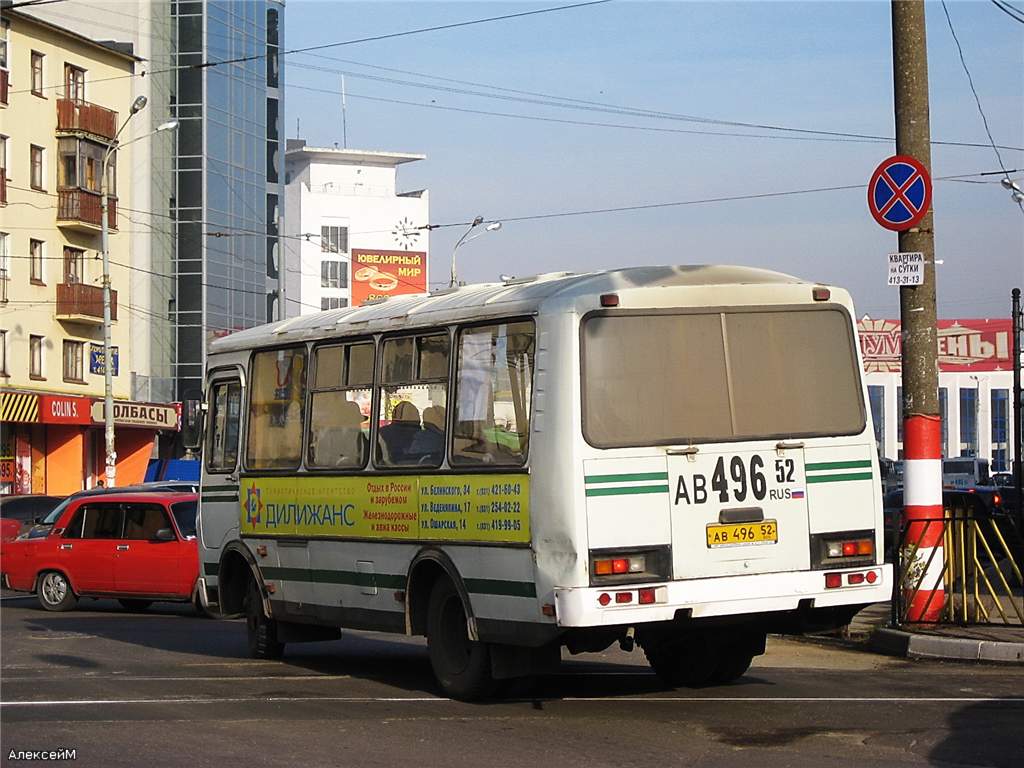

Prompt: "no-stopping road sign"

[868,155,932,231]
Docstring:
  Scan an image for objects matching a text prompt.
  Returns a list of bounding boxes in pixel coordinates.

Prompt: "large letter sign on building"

[868,155,932,231]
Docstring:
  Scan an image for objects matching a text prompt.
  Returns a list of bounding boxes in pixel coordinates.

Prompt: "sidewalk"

[827,601,1024,664]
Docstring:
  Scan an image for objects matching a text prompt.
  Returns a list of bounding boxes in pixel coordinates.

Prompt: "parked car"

[22,481,200,540]
[0,495,64,541]
[0,491,202,613]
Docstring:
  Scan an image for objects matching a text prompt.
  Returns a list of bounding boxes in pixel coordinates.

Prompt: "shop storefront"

[0,391,180,496]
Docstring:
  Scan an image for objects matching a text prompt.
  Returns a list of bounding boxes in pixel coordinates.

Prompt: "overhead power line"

[289,59,1023,151]
[989,0,1024,24]
[941,0,1023,213]
[10,0,612,94]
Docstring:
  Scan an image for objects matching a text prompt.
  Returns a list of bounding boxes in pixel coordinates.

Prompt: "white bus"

[191,265,891,700]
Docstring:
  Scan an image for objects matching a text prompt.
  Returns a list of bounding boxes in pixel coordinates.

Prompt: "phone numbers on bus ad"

[239,474,530,544]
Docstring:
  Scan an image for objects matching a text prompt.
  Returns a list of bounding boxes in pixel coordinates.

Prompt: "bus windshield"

[582,308,865,447]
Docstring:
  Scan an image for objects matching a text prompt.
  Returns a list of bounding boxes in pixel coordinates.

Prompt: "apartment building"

[0,11,178,495]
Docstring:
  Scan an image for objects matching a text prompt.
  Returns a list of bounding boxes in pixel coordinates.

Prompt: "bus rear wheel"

[644,632,718,688]
[245,578,284,660]
[426,579,494,701]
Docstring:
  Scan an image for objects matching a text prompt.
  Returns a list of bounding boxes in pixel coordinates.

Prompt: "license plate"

[706,520,778,548]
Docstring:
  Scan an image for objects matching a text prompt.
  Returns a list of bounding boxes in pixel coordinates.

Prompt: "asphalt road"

[1,592,1022,768]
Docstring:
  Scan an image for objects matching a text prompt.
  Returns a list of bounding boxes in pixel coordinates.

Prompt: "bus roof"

[211,264,811,353]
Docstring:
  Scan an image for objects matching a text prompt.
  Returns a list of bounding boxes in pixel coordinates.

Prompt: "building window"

[321,225,348,255]
[0,134,8,177]
[63,247,83,284]
[64,64,85,102]
[63,340,84,383]
[991,389,1009,472]
[320,260,347,289]
[31,51,44,96]
[939,387,948,459]
[30,145,45,190]
[960,387,979,457]
[0,19,9,71]
[29,335,43,379]
[321,297,348,311]
[868,385,885,454]
[0,330,7,376]
[30,239,44,284]
[0,231,8,287]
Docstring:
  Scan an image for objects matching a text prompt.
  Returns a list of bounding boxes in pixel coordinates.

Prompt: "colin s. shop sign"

[858,318,1012,373]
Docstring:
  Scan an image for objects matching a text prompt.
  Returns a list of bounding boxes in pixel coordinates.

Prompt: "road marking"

[2,674,353,682]
[3,695,1022,708]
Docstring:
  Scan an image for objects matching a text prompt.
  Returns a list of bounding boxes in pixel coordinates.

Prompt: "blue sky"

[284,0,1023,317]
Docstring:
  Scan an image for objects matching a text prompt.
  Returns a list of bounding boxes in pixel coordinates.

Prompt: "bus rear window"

[582,309,865,447]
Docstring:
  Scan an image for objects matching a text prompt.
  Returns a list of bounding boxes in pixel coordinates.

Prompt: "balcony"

[56,98,118,142]
[0,268,8,303]
[57,189,117,232]
[56,282,117,325]
[0,68,8,106]
[0,174,6,206]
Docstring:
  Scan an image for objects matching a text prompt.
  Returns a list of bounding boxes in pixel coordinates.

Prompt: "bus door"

[667,445,811,579]
[200,372,245,557]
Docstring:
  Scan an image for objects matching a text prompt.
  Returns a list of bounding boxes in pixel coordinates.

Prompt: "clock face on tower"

[392,217,421,251]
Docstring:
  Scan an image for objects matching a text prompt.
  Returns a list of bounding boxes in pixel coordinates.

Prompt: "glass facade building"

[173,0,284,401]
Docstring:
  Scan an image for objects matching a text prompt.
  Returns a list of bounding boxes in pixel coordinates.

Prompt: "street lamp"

[449,217,502,287]
[99,98,177,487]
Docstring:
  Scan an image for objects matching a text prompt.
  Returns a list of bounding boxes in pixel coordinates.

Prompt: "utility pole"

[892,0,943,622]
[1013,288,1022,528]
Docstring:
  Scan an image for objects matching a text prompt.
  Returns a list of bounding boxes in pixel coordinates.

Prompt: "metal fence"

[895,496,1024,626]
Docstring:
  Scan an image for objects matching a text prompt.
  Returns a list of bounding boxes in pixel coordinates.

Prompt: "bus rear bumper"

[554,564,893,627]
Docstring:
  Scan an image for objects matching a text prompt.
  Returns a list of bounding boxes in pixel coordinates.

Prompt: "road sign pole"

[892,0,943,622]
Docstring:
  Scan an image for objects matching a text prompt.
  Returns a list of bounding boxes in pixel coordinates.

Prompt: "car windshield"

[171,501,198,538]
[41,496,75,525]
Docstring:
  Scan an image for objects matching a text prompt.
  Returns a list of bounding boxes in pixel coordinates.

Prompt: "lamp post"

[449,217,502,288]
[99,95,177,486]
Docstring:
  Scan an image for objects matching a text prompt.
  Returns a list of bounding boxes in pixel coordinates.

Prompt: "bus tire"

[426,578,494,701]
[711,650,755,684]
[643,632,718,688]
[245,578,284,660]
[37,571,78,612]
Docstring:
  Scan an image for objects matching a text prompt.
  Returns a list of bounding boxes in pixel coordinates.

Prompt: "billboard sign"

[351,249,427,306]
[89,344,119,376]
[858,318,1013,373]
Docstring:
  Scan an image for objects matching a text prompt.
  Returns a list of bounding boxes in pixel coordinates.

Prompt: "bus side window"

[207,380,241,472]
[308,342,374,469]
[375,333,449,468]
[246,347,307,470]
[451,321,535,467]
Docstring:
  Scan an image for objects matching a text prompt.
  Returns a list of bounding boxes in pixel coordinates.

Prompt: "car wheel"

[37,571,78,612]
[245,578,283,659]
[118,599,153,612]
[426,579,494,701]
[643,632,719,688]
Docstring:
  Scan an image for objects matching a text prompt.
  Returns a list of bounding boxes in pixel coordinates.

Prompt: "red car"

[0,492,202,613]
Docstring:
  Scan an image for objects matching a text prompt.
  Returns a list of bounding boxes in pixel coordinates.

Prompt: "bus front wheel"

[245,578,284,660]
[426,579,494,701]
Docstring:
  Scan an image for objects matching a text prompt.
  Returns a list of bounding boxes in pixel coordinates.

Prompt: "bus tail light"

[814,531,876,568]
[615,591,632,604]
[589,547,670,586]
[826,569,880,589]
[638,588,656,604]
[825,573,842,589]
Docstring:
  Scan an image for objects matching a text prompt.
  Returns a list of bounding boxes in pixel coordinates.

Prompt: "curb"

[871,628,1024,664]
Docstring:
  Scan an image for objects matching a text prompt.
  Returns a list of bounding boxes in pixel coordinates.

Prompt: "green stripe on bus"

[464,578,537,598]
[201,484,240,492]
[584,472,669,484]
[585,485,670,497]
[805,460,872,471]
[201,495,239,503]
[806,472,874,484]
[260,568,535,598]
